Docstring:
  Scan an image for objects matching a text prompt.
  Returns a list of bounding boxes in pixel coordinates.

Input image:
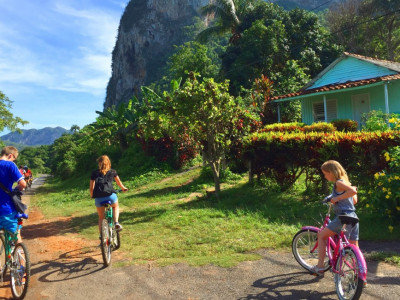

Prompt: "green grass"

[366,252,400,267]
[32,168,400,267]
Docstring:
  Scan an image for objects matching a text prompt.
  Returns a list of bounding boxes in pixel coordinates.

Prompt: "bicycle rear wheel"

[10,243,30,300]
[100,219,112,266]
[335,247,364,300]
[292,229,330,272]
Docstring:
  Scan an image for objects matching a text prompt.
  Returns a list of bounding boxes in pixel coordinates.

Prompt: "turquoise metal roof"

[307,56,398,90]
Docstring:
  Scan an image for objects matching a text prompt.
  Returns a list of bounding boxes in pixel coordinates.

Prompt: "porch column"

[323,95,327,122]
[384,83,389,114]
[277,103,281,123]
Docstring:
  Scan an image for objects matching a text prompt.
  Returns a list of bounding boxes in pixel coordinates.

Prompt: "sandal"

[310,265,325,276]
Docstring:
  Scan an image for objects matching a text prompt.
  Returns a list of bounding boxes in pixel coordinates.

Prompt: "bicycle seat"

[100,200,112,206]
[338,215,359,226]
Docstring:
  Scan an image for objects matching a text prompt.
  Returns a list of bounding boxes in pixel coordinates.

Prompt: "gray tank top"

[331,179,355,215]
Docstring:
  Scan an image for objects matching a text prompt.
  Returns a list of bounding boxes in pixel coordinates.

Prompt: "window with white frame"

[312,99,337,122]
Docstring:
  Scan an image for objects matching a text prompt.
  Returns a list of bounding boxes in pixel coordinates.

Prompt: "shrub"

[243,130,400,191]
[362,110,391,131]
[370,146,400,225]
[303,122,335,133]
[259,122,304,133]
[331,119,358,132]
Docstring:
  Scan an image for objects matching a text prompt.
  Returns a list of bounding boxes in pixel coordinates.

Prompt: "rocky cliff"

[104,0,208,109]
[104,0,340,109]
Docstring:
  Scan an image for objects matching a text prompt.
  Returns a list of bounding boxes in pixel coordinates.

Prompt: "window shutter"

[313,100,337,122]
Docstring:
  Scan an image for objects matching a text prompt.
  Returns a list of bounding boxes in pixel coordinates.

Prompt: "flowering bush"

[361,110,400,131]
[331,119,358,132]
[259,122,335,134]
[243,130,400,190]
[370,146,400,224]
[303,122,335,133]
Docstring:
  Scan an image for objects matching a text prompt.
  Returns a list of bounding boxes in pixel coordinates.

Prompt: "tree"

[220,3,341,96]
[166,41,220,82]
[89,101,138,150]
[159,74,257,199]
[197,0,258,44]
[70,125,80,133]
[0,90,28,133]
[325,0,400,61]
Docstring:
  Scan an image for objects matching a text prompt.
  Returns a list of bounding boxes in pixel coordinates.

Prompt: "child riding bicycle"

[89,155,128,235]
[311,160,358,276]
[0,147,27,243]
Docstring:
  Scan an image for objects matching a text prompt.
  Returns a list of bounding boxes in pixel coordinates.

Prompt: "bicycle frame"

[103,202,114,226]
[300,204,367,282]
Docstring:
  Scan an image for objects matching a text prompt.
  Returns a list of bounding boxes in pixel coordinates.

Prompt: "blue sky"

[0,0,127,134]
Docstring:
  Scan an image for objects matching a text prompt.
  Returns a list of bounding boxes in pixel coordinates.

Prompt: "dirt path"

[1,175,398,300]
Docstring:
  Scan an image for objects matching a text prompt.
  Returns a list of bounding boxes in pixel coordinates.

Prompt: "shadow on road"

[239,272,336,299]
[30,247,106,283]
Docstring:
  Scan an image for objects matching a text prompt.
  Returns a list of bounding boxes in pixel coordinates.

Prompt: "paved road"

[12,176,400,300]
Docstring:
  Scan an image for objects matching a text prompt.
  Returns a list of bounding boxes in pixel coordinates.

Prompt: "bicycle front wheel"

[0,233,7,279]
[10,243,30,300]
[335,247,364,300]
[292,229,330,272]
[100,219,112,266]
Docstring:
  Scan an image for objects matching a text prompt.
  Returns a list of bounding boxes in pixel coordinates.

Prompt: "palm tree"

[70,124,80,133]
[197,0,254,44]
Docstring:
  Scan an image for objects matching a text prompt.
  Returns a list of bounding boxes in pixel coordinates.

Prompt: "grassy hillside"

[32,166,399,267]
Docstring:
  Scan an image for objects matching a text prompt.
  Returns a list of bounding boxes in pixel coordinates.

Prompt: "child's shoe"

[115,222,123,231]
[310,265,325,276]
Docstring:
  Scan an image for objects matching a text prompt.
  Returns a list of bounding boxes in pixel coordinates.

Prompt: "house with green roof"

[272,52,400,127]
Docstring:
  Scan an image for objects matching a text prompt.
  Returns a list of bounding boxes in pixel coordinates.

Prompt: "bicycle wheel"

[100,219,112,266]
[10,243,30,300]
[0,234,7,279]
[292,229,330,272]
[335,247,364,300]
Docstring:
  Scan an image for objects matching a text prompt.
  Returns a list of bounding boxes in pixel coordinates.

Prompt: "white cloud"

[0,0,121,95]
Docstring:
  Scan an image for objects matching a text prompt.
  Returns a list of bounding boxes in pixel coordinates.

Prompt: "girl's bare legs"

[111,202,119,223]
[350,240,359,247]
[96,206,106,233]
[317,227,335,269]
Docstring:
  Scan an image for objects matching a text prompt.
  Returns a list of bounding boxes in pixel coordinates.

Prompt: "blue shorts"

[94,193,118,208]
[327,212,359,241]
[0,213,18,233]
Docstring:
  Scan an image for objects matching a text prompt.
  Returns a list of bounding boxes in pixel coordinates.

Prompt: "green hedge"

[243,130,400,191]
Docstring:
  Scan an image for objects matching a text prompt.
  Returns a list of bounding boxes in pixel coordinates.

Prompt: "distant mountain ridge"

[0,127,69,146]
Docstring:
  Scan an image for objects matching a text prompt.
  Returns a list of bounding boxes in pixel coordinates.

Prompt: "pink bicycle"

[292,196,367,300]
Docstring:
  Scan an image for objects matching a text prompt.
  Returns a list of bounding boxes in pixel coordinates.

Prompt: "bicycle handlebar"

[322,195,333,204]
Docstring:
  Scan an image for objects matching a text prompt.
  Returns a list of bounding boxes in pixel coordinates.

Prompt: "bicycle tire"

[292,229,330,272]
[10,243,30,300]
[0,234,7,279]
[335,247,364,300]
[100,219,112,267]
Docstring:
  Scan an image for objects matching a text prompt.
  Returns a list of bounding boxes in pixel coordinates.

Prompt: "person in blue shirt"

[0,146,26,241]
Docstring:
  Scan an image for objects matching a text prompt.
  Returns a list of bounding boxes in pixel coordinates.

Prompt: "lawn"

[32,167,400,267]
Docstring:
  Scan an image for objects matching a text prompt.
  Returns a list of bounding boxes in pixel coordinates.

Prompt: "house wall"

[308,57,397,90]
[301,79,400,124]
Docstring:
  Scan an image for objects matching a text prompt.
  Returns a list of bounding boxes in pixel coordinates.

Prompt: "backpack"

[92,171,115,198]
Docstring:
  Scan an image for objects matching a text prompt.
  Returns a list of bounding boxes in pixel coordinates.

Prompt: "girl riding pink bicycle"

[311,160,359,276]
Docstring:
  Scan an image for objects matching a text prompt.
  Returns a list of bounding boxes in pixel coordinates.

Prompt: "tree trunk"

[210,160,221,200]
